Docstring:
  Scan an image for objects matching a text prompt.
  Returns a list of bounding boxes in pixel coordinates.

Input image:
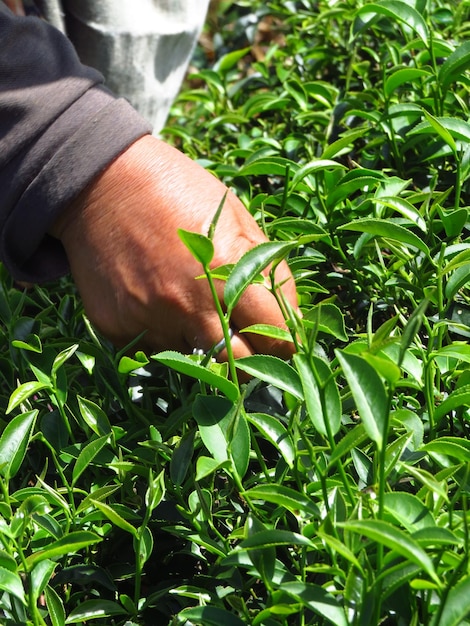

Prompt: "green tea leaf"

[0,566,26,604]
[383,492,435,531]
[178,606,246,626]
[117,351,149,375]
[238,529,314,550]
[341,519,439,584]
[373,197,427,232]
[152,351,239,401]
[45,584,66,626]
[30,560,57,601]
[65,599,127,623]
[384,68,432,100]
[240,323,293,343]
[51,344,78,376]
[294,353,342,438]
[193,394,250,479]
[77,396,112,437]
[178,228,214,266]
[224,241,296,313]
[214,46,250,72]
[247,412,295,468]
[238,156,298,178]
[243,484,320,518]
[433,384,470,423]
[195,456,226,480]
[0,409,37,479]
[355,1,430,45]
[338,218,429,256]
[25,531,101,570]
[321,128,369,160]
[421,110,457,153]
[6,381,50,414]
[439,40,470,93]
[336,351,388,450]
[235,355,303,398]
[423,437,470,463]
[431,573,470,626]
[72,434,110,486]
[134,526,154,568]
[170,429,195,486]
[91,500,138,537]
[304,302,348,341]
[281,581,348,626]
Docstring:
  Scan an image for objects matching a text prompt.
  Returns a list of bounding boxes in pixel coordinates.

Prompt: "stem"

[204,264,239,385]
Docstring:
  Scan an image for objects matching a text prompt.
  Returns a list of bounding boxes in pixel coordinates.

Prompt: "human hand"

[3,0,25,15]
[51,136,298,360]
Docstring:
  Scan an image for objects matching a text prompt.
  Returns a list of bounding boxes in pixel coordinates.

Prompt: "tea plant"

[2,0,470,624]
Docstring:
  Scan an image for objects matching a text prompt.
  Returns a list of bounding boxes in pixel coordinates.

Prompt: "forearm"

[0,3,151,282]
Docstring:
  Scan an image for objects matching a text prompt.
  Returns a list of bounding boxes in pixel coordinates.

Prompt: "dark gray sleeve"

[0,3,152,282]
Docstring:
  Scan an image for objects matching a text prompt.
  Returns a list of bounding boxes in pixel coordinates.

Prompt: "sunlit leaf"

[72,435,110,486]
[152,351,239,401]
[247,412,296,468]
[178,228,214,266]
[45,584,66,626]
[294,353,342,438]
[336,351,388,450]
[0,409,37,479]
[338,218,429,256]
[341,519,439,584]
[243,484,320,518]
[236,355,303,398]
[224,241,296,313]
[65,599,127,623]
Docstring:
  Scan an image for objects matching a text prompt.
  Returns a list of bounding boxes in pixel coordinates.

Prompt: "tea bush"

[2,0,470,624]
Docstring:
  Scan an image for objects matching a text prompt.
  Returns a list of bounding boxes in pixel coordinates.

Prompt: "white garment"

[39,0,210,132]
